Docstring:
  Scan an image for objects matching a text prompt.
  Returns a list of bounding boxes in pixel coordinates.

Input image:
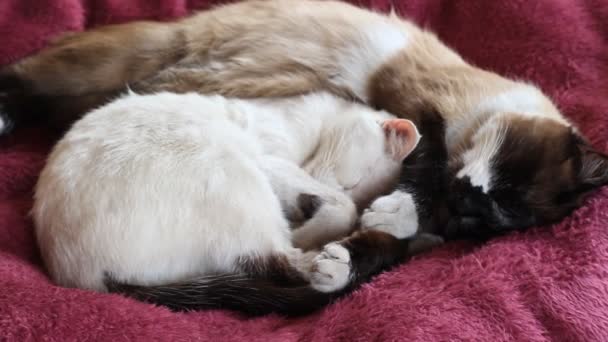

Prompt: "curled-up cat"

[33,91,440,316]
[4,0,607,240]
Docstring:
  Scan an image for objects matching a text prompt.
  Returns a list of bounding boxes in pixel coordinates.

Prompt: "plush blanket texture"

[1,0,607,341]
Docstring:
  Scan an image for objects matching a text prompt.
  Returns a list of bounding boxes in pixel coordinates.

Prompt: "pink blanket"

[1,1,607,341]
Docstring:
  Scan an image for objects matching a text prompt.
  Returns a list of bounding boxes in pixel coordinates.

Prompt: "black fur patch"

[0,68,26,92]
[395,109,450,236]
[0,79,121,136]
[285,193,323,228]
[296,193,323,222]
[340,231,444,290]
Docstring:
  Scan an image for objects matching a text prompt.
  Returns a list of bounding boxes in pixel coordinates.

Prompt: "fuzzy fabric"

[1,0,607,341]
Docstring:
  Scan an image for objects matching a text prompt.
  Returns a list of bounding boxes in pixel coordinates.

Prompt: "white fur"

[310,243,351,293]
[333,21,410,101]
[33,91,418,292]
[457,154,493,193]
[360,190,419,239]
[455,114,508,193]
[473,85,567,124]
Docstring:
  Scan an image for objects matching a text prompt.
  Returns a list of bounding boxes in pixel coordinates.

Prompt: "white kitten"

[33,91,421,315]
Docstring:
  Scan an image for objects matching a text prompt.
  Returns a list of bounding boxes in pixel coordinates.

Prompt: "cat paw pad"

[310,243,351,293]
[361,190,418,239]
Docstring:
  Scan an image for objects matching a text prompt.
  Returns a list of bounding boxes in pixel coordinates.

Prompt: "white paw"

[361,190,418,239]
[310,243,351,293]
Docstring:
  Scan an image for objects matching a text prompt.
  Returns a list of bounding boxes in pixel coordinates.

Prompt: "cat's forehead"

[494,116,574,170]
[456,115,574,193]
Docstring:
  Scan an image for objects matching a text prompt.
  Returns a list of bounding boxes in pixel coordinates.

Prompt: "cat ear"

[578,146,608,188]
[382,118,421,162]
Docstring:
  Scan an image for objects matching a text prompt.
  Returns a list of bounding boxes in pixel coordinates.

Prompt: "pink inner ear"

[382,118,421,161]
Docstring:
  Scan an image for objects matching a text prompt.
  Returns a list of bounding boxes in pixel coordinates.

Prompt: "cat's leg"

[260,156,358,251]
[307,230,444,293]
[290,191,358,251]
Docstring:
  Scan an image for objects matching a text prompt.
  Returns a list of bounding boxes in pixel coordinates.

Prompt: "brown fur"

[496,116,607,221]
[7,22,187,95]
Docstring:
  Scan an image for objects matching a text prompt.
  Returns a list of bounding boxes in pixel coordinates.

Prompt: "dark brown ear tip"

[578,145,608,186]
[571,131,601,153]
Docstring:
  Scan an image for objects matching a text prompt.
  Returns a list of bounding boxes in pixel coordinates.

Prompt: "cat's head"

[333,117,421,209]
[446,114,608,239]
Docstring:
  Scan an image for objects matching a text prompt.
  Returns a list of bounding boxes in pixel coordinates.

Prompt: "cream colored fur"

[33,91,420,292]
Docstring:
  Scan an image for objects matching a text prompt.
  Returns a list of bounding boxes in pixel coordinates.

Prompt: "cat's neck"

[367,52,568,155]
[236,93,357,164]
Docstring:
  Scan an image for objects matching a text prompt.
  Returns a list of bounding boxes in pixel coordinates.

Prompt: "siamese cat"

[4,0,608,239]
[33,90,438,316]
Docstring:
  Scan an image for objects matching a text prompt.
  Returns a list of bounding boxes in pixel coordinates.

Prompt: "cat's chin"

[443,210,545,241]
[443,215,520,241]
[443,216,485,241]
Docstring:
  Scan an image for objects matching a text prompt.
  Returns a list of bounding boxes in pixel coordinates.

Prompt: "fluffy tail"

[105,231,444,316]
[105,273,337,317]
[0,19,188,135]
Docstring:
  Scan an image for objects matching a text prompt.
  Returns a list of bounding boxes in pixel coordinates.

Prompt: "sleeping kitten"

[33,91,432,316]
[4,0,608,239]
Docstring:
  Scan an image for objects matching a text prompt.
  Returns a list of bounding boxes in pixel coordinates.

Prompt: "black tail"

[105,231,443,316]
[105,273,337,317]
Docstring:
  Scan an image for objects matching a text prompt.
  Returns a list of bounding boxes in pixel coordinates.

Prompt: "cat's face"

[445,115,608,239]
[334,117,420,209]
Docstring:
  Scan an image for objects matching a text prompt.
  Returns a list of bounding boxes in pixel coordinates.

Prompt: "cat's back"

[37,91,263,215]
[182,0,415,60]
[33,92,281,290]
[65,92,237,145]
[187,0,396,29]
[56,92,261,166]
[181,0,462,101]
